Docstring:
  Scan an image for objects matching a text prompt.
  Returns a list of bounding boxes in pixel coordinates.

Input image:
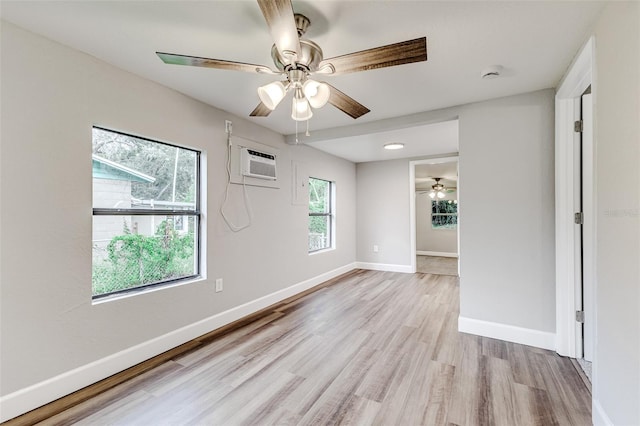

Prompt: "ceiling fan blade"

[320,37,427,75]
[324,83,370,119]
[257,0,301,61]
[249,102,273,117]
[156,52,279,74]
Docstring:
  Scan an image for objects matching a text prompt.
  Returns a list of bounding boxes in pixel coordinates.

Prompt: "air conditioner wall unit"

[240,147,277,180]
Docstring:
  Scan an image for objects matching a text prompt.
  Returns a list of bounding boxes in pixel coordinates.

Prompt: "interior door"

[582,92,594,362]
[573,96,584,359]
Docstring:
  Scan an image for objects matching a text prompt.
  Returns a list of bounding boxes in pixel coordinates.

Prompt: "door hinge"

[574,120,583,133]
[574,212,584,225]
[576,310,585,323]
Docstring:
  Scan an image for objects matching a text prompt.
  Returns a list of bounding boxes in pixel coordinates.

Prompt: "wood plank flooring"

[416,256,458,276]
[29,270,590,425]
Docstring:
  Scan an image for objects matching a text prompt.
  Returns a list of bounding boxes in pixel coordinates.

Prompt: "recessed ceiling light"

[384,142,404,150]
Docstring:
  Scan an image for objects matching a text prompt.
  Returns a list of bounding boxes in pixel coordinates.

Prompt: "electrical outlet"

[373,245,379,253]
[215,278,223,292]
[225,120,232,134]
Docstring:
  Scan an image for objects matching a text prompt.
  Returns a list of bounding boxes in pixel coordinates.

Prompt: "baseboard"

[592,399,614,426]
[0,262,357,423]
[355,262,413,273]
[458,316,556,351]
[417,250,458,258]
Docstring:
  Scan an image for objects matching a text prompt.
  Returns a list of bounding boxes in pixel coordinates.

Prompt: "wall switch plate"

[373,245,379,253]
[215,278,223,292]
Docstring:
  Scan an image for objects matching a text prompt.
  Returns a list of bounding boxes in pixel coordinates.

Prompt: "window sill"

[309,247,335,256]
[92,275,205,305]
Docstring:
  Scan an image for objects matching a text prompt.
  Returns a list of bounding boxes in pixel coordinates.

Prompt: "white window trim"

[91,126,202,299]
[308,177,335,253]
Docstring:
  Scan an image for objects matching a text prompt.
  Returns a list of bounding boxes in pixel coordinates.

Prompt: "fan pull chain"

[295,119,299,144]
[305,119,310,137]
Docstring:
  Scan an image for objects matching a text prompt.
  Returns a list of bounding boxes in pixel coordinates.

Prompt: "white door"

[582,92,594,362]
[575,91,594,363]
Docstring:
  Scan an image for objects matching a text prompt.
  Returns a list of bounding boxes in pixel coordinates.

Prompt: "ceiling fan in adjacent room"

[156,0,427,122]
[416,177,457,199]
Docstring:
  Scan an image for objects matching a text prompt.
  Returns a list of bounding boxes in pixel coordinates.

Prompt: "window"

[432,200,458,229]
[308,177,334,252]
[92,127,200,298]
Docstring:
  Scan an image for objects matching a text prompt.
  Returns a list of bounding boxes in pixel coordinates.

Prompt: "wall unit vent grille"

[241,148,277,180]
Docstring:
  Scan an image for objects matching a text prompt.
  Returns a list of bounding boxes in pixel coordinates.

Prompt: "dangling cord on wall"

[306,119,310,137]
[220,131,252,232]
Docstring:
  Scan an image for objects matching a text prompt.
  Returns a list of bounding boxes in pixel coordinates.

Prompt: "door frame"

[555,36,596,358]
[409,156,460,273]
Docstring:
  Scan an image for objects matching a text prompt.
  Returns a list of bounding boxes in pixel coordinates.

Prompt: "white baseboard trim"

[417,251,458,258]
[355,262,413,273]
[0,262,357,423]
[592,399,614,426]
[458,316,556,351]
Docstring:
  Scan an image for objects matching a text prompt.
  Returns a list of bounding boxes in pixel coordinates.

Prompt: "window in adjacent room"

[308,177,334,252]
[92,127,200,298]
[431,199,458,229]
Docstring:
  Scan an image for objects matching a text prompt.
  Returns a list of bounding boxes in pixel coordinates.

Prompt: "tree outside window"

[308,177,333,252]
[432,200,457,229]
[92,127,201,298]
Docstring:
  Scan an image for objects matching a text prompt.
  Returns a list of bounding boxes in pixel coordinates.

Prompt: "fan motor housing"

[271,39,323,72]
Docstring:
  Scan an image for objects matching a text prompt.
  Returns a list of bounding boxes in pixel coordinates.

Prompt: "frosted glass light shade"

[302,80,330,108]
[437,191,445,199]
[428,191,436,199]
[258,81,287,110]
[384,142,404,150]
[291,95,313,121]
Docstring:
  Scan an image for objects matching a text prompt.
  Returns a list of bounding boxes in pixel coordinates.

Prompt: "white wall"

[356,159,411,266]
[416,191,458,254]
[592,2,640,424]
[356,90,555,339]
[0,21,356,417]
[458,90,556,333]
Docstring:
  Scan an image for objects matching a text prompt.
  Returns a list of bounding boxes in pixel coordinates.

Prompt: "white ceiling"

[415,162,458,191]
[0,0,604,162]
[305,119,458,163]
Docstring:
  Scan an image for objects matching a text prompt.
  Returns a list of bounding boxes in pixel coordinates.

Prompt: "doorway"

[554,37,595,378]
[409,156,459,275]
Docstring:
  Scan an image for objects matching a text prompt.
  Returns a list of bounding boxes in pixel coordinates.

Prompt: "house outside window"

[431,199,458,229]
[92,127,200,298]
[308,177,334,252]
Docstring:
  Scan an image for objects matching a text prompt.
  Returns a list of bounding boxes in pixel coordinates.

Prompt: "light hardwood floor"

[416,255,458,276]
[19,270,590,425]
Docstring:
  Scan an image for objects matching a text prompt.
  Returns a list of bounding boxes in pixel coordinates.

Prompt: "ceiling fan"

[156,0,427,122]
[416,177,457,199]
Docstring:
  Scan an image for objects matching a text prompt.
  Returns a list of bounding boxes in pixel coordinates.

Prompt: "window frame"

[431,199,458,230]
[92,126,201,299]
[308,177,334,253]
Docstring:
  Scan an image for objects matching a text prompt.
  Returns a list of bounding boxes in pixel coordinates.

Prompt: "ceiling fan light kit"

[428,177,447,199]
[156,0,428,125]
[257,80,288,110]
[292,88,313,121]
[302,79,330,109]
